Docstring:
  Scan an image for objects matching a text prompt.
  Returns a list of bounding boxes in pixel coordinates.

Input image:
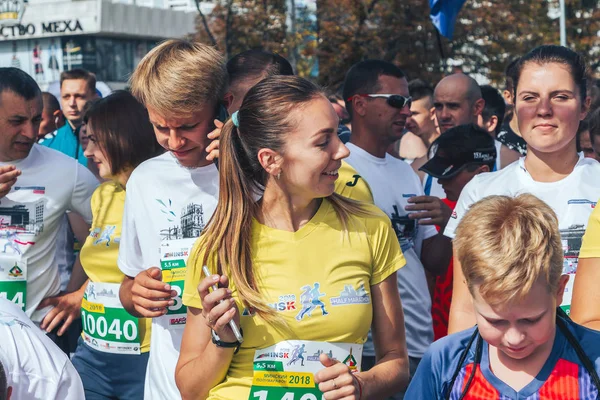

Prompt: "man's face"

[592,134,600,162]
[406,96,436,139]
[148,105,217,168]
[61,79,94,127]
[578,130,597,160]
[434,84,476,133]
[0,91,42,162]
[364,75,411,145]
[38,108,63,139]
[438,166,480,201]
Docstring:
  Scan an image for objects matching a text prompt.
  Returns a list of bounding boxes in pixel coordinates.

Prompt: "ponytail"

[192,119,280,323]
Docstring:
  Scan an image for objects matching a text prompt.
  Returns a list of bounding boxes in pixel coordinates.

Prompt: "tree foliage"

[192,0,600,89]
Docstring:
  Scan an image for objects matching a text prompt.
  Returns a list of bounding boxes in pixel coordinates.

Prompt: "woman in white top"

[445,45,600,333]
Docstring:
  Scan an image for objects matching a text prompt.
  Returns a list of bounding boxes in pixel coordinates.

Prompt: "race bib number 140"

[249,341,362,400]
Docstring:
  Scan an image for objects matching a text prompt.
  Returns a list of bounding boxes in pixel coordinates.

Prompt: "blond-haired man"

[118,40,230,400]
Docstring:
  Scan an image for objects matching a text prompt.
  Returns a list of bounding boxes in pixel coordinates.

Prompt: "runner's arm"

[357,272,410,397]
[176,306,236,400]
[447,252,476,334]
[571,258,600,330]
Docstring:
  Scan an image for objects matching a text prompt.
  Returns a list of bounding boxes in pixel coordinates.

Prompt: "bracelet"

[211,328,243,354]
[351,372,363,400]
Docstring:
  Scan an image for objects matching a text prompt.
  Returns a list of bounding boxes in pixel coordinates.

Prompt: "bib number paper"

[0,256,27,311]
[249,341,362,400]
[81,282,141,355]
[160,238,197,328]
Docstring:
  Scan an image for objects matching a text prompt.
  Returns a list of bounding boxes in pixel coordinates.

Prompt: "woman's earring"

[276,171,281,180]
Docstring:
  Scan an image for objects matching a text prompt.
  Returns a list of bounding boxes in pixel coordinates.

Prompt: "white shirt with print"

[0,144,97,322]
[0,298,85,399]
[444,155,600,311]
[345,143,436,358]
[118,152,219,400]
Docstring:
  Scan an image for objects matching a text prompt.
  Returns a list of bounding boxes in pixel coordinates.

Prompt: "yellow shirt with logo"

[79,181,151,352]
[335,160,374,203]
[183,199,405,399]
[580,204,600,258]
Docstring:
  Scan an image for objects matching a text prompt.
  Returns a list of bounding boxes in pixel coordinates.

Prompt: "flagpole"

[559,0,566,46]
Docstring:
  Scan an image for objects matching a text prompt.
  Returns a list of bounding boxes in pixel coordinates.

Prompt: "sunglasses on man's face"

[348,94,412,109]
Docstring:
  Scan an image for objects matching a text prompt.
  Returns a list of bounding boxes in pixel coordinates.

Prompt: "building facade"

[0,0,215,89]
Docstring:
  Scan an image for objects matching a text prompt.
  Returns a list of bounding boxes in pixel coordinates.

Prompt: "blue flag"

[430,0,467,40]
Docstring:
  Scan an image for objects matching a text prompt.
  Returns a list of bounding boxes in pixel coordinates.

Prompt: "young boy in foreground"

[405,194,600,399]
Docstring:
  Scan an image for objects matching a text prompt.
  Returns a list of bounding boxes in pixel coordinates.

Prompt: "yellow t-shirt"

[183,199,405,399]
[580,204,600,258]
[79,181,151,352]
[334,160,374,203]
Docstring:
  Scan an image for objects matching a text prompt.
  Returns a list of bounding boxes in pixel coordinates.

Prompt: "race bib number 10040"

[249,341,363,400]
[160,238,197,328]
[81,282,141,355]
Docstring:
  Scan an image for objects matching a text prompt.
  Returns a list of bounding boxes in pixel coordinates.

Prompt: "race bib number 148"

[249,341,362,400]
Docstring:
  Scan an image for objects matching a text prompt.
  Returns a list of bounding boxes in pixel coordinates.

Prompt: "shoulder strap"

[424,174,433,196]
[556,310,600,392]
[446,329,479,400]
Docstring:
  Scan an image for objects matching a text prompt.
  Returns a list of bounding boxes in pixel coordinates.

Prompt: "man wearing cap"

[341,59,452,398]
[419,124,496,340]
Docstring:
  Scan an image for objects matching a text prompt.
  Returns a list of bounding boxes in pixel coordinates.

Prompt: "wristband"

[211,328,243,354]
[351,372,363,400]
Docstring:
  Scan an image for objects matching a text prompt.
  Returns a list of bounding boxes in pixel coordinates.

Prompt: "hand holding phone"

[202,266,244,343]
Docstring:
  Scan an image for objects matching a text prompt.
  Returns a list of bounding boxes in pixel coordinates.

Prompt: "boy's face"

[472,276,569,362]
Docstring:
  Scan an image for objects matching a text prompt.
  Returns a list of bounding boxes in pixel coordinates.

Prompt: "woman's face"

[276,96,350,200]
[83,132,112,180]
[515,62,589,154]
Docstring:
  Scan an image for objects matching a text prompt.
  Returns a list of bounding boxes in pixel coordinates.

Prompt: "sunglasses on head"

[348,94,412,109]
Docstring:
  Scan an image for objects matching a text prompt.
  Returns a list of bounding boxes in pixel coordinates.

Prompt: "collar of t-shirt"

[0,143,40,168]
[477,326,567,397]
[346,142,388,165]
[516,153,586,186]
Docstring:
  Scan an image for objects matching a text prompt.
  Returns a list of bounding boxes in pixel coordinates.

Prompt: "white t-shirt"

[423,173,445,198]
[345,143,436,358]
[444,155,600,312]
[0,144,97,322]
[118,153,219,400]
[0,298,84,399]
[494,140,502,171]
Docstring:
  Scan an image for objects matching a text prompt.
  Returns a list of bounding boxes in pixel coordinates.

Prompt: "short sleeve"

[117,182,144,277]
[443,175,480,239]
[580,205,600,259]
[69,163,98,224]
[369,212,406,286]
[182,240,211,309]
[335,161,374,204]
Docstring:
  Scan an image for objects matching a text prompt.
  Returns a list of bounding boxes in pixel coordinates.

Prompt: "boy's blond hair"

[129,39,227,117]
[454,194,564,306]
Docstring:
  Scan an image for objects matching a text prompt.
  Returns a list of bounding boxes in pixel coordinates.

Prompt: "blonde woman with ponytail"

[176,76,409,400]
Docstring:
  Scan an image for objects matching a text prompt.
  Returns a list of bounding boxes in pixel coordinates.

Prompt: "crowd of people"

[1,40,600,400]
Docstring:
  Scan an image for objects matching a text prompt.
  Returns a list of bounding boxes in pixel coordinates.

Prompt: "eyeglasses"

[348,94,412,109]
